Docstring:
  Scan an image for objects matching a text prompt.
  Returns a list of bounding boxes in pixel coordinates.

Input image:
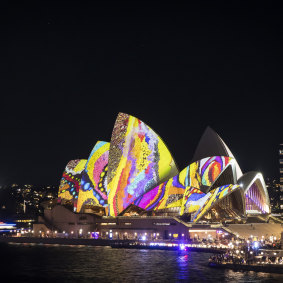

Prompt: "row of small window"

[100,223,131,225]
[100,222,176,226]
[68,222,91,225]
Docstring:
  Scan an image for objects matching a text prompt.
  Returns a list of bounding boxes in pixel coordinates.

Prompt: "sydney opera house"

[57,112,270,220]
[36,113,271,239]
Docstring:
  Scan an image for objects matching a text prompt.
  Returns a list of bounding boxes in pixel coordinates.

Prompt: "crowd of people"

[209,249,283,265]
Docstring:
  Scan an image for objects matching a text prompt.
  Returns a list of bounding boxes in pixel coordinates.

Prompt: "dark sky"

[0,1,282,186]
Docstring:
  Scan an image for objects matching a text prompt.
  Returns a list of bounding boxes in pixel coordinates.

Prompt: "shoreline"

[0,237,224,253]
[0,236,131,246]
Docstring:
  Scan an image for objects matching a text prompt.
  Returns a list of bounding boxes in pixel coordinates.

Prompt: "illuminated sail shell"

[77,141,109,212]
[107,113,178,216]
[192,184,241,222]
[134,156,233,211]
[58,159,87,211]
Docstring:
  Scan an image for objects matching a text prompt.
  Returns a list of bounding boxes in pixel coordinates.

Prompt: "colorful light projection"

[134,156,233,212]
[58,159,87,211]
[192,184,240,222]
[179,156,232,192]
[133,178,185,211]
[180,187,208,215]
[107,113,179,216]
[77,141,109,212]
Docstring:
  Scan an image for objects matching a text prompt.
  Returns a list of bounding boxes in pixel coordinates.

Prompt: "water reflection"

[177,254,189,280]
[0,243,282,282]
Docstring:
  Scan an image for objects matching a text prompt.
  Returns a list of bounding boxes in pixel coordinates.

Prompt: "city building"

[37,112,272,239]
[266,178,281,214]
[279,144,283,213]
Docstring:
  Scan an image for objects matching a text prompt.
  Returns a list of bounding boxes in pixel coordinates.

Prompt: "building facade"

[47,113,272,233]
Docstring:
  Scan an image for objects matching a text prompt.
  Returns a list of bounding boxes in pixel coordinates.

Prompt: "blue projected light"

[84,183,90,191]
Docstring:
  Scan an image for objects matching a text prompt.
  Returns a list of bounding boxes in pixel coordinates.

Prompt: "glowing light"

[179,244,185,251]
[253,241,259,249]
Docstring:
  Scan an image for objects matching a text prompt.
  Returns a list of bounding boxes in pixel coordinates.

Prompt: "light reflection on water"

[0,243,282,282]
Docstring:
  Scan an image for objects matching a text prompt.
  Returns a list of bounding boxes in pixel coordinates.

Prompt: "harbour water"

[1,243,283,282]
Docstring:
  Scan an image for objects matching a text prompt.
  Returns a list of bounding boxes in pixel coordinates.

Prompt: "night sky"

[0,2,282,186]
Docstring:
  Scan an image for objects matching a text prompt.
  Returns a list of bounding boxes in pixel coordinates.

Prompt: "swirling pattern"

[134,156,232,211]
[107,113,178,216]
[58,159,87,211]
[77,141,109,212]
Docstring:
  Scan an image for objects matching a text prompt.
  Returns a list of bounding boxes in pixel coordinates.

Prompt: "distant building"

[279,144,283,213]
[266,178,281,213]
[0,184,58,226]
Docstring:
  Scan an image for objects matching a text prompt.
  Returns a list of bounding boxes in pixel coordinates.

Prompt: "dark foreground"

[0,242,283,283]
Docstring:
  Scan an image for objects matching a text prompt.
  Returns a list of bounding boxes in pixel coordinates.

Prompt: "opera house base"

[33,205,282,242]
